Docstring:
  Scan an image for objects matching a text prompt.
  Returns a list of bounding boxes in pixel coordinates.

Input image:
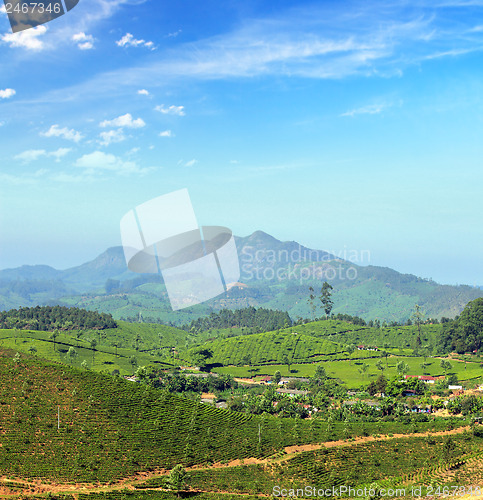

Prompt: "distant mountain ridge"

[0,230,482,322]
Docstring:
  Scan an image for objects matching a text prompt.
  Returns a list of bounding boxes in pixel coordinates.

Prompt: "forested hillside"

[0,305,116,331]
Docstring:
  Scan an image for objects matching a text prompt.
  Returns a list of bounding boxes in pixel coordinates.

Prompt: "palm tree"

[375,359,384,375]
[50,330,59,352]
[67,347,78,365]
[346,344,355,365]
[89,338,97,365]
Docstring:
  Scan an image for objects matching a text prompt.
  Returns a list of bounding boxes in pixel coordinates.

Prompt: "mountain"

[0,230,482,323]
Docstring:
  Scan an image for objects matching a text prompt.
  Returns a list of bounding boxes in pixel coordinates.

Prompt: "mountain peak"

[247,230,281,244]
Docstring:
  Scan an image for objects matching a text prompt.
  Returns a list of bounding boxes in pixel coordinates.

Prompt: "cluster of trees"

[181,307,292,333]
[439,298,483,353]
[229,385,311,418]
[444,395,483,416]
[0,306,117,331]
[137,367,237,393]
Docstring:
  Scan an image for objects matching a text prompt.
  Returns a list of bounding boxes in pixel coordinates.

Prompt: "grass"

[213,355,483,386]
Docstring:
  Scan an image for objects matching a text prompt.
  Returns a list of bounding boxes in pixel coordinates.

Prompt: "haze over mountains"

[0,231,481,323]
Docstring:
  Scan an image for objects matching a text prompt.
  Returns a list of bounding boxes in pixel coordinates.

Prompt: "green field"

[213,355,483,385]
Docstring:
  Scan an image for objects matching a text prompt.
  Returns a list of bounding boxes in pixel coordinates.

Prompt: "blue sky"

[0,0,482,285]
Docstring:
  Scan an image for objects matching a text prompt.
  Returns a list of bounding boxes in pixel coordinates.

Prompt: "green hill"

[0,320,193,375]
[204,330,345,366]
[0,350,451,485]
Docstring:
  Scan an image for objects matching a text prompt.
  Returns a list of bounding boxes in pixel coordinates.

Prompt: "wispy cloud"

[341,103,392,117]
[0,169,48,185]
[14,148,72,163]
[41,124,83,143]
[178,159,198,167]
[166,29,182,38]
[155,105,185,116]
[9,1,483,104]
[14,150,47,163]
[159,130,173,137]
[74,151,153,176]
[137,89,150,96]
[116,33,155,49]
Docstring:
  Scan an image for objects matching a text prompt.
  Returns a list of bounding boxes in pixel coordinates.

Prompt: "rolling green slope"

[205,330,345,366]
[281,319,444,350]
[0,351,456,485]
[0,321,192,375]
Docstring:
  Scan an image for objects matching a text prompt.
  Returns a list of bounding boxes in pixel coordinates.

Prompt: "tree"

[50,330,59,352]
[28,346,37,356]
[440,298,483,353]
[440,359,452,376]
[282,354,291,374]
[319,282,334,319]
[375,359,385,375]
[90,338,97,365]
[190,347,213,371]
[412,304,425,345]
[358,363,369,380]
[346,344,355,365]
[81,360,88,370]
[396,361,409,376]
[129,356,138,371]
[167,464,188,497]
[307,286,317,320]
[272,370,282,384]
[67,346,78,365]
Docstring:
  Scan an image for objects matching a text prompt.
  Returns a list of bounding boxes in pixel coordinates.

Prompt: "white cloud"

[184,159,198,167]
[41,124,83,143]
[99,129,126,146]
[100,113,145,128]
[166,29,182,38]
[49,148,72,161]
[341,103,390,117]
[14,149,47,163]
[75,151,152,176]
[0,5,6,15]
[155,105,185,116]
[126,147,140,155]
[137,89,150,96]
[14,147,72,163]
[72,32,95,50]
[0,25,47,51]
[0,169,48,185]
[159,130,173,137]
[116,33,155,49]
[0,88,15,99]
